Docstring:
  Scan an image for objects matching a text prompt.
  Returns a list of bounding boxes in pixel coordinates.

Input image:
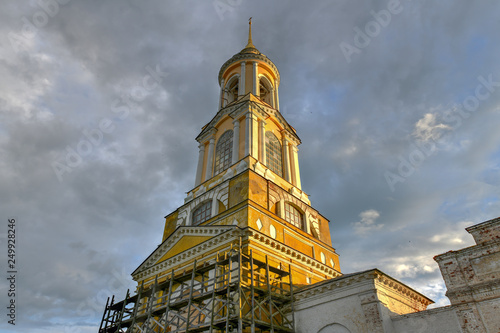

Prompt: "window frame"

[283,202,304,230]
[213,130,233,176]
[192,200,212,226]
[265,131,283,177]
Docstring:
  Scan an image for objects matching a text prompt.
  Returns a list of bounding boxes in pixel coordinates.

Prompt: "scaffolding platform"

[99,244,296,333]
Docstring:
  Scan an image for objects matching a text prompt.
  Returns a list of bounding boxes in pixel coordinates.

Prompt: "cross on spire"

[245,17,255,48]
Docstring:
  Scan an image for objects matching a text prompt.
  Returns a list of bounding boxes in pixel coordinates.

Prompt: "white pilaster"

[259,120,266,164]
[204,137,215,182]
[304,212,311,233]
[291,144,301,189]
[218,78,224,110]
[244,112,251,156]
[283,136,291,182]
[211,197,218,217]
[251,115,259,158]
[232,118,240,164]
[239,62,246,96]
[252,62,258,95]
[195,143,205,186]
[279,200,285,219]
[275,85,280,111]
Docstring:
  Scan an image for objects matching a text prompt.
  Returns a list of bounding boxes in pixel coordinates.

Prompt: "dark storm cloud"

[1,1,500,331]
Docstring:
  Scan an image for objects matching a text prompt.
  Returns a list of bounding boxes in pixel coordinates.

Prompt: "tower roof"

[218,19,280,86]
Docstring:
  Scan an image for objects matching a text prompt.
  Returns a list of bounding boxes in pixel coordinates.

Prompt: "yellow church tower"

[99,20,341,333]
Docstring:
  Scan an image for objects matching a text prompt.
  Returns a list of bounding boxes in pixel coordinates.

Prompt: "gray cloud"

[1,0,500,331]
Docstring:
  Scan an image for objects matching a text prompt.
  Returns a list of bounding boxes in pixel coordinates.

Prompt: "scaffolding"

[99,244,296,333]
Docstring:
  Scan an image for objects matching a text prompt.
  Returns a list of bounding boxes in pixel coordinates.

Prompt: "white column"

[218,78,225,110]
[270,87,275,108]
[239,62,246,96]
[195,143,205,186]
[279,200,285,219]
[283,136,291,182]
[304,211,311,233]
[211,197,218,217]
[259,119,266,164]
[251,114,258,158]
[291,144,301,189]
[275,85,280,111]
[244,112,251,156]
[232,118,240,164]
[204,137,215,181]
[252,62,258,95]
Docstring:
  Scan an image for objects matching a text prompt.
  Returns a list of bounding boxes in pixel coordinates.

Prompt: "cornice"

[465,216,500,234]
[247,229,340,278]
[132,226,239,279]
[446,279,500,303]
[373,271,434,305]
[434,241,499,262]
[218,52,280,87]
[196,99,252,142]
[294,269,433,307]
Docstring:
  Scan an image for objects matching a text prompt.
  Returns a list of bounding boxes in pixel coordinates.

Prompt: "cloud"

[1,1,500,332]
[353,209,384,235]
[413,112,452,142]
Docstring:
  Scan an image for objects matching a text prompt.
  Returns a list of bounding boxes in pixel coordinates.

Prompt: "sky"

[1,0,499,332]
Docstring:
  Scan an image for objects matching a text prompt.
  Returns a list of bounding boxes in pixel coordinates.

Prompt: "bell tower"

[99,21,341,333]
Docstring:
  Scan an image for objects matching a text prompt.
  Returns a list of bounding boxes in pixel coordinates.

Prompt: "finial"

[245,17,255,49]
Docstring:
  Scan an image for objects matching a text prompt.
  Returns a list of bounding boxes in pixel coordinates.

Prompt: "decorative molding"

[218,52,280,87]
[248,229,339,278]
[294,269,433,307]
[269,182,311,214]
[435,241,499,262]
[256,218,263,230]
[133,226,239,280]
[235,159,248,174]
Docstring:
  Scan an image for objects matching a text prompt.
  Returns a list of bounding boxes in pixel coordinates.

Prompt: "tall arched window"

[259,76,273,105]
[265,131,283,177]
[284,202,303,230]
[214,130,233,176]
[192,200,212,226]
[224,76,239,106]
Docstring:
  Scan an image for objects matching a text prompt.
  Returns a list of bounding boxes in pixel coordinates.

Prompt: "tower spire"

[245,17,255,49]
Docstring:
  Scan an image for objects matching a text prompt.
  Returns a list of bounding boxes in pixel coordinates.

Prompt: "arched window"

[225,76,239,105]
[259,76,273,105]
[265,131,283,177]
[284,202,303,230]
[214,130,233,175]
[192,200,212,226]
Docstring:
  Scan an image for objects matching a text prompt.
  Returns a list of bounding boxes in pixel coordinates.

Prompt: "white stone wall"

[293,217,500,333]
[391,306,462,333]
[293,270,432,333]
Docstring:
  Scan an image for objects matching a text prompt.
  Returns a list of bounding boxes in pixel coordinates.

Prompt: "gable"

[156,235,213,263]
[132,225,237,277]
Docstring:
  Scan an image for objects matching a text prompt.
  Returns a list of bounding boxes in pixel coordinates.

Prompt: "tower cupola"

[217,19,281,109]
